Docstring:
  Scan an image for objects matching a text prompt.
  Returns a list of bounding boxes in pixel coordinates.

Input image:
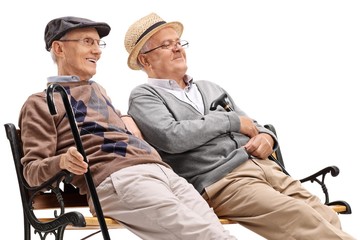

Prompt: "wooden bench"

[4,122,237,240]
[4,122,351,239]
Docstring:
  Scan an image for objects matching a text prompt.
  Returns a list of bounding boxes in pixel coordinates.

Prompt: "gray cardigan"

[128,80,278,193]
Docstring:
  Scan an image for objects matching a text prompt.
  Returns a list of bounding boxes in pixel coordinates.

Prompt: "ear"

[52,41,65,56]
[138,54,149,68]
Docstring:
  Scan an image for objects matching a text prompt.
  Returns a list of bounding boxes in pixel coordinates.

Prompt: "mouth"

[86,58,97,64]
[173,51,185,61]
[173,56,185,62]
[173,54,183,60]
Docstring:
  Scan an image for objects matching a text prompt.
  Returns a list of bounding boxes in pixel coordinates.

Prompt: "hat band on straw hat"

[136,21,166,44]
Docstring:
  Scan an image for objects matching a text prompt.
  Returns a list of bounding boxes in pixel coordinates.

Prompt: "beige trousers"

[203,159,355,240]
[92,163,237,240]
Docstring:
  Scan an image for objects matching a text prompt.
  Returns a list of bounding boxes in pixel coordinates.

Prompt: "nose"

[92,45,102,55]
[172,42,181,51]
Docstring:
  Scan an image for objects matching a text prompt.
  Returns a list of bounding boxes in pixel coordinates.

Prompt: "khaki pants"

[92,163,237,240]
[203,159,355,240]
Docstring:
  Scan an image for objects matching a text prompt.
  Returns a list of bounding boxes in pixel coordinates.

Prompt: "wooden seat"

[4,122,351,239]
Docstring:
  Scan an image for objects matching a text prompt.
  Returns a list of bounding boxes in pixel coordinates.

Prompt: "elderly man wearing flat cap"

[126,13,355,240]
[19,16,236,240]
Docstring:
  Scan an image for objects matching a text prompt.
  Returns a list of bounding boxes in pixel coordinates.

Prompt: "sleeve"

[128,86,241,154]
[18,93,63,187]
[223,87,279,150]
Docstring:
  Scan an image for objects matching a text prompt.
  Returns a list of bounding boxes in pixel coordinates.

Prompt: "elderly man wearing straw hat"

[125,13,355,240]
[19,16,236,240]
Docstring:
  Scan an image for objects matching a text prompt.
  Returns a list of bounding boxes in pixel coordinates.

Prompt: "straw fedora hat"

[124,13,183,70]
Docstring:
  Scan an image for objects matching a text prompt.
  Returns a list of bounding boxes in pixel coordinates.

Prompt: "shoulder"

[90,80,106,92]
[194,80,223,91]
[23,91,47,106]
[131,83,152,91]
[19,90,51,122]
[130,83,160,97]
[88,81,115,100]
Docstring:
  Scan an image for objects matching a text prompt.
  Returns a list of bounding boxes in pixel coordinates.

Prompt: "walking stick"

[46,83,111,240]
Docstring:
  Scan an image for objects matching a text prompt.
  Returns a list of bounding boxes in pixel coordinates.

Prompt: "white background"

[1,0,359,239]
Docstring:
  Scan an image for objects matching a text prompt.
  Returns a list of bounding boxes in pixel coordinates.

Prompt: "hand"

[244,133,274,159]
[121,116,144,140]
[59,147,88,175]
[239,116,258,138]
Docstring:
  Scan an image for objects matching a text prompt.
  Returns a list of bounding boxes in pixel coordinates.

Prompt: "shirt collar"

[47,75,81,83]
[147,74,193,91]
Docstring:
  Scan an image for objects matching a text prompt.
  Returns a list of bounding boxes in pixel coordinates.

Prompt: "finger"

[69,147,84,160]
[67,157,88,174]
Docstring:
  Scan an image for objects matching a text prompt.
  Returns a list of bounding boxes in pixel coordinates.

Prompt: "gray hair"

[137,40,153,70]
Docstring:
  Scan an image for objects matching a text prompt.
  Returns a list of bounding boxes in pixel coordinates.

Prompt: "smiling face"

[52,27,102,81]
[138,27,188,86]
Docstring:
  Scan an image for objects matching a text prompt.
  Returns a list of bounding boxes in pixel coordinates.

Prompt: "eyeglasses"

[59,37,106,48]
[142,40,189,54]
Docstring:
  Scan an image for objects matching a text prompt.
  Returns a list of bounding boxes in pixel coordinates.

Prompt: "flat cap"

[44,16,111,51]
